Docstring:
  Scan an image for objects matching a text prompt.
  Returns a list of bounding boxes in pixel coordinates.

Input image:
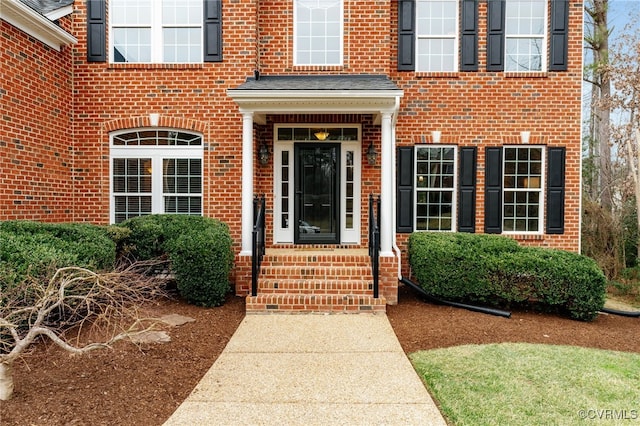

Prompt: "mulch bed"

[1,285,638,425]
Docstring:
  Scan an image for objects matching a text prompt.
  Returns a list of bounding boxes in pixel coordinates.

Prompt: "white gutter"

[390,95,404,281]
[1,0,77,51]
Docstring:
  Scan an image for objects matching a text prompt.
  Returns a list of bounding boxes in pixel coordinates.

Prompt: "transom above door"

[273,125,361,245]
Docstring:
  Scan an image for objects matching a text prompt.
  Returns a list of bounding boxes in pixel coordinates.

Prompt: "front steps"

[245,249,386,313]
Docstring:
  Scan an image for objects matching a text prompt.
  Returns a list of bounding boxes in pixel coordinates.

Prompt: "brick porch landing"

[245,248,387,313]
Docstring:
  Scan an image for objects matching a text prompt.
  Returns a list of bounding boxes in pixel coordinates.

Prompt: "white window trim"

[109,129,204,223]
[415,0,459,72]
[501,145,545,235]
[293,0,344,66]
[504,0,548,72]
[413,144,458,232]
[109,1,203,64]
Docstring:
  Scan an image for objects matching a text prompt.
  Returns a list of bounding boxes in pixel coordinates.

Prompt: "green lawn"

[411,343,640,426]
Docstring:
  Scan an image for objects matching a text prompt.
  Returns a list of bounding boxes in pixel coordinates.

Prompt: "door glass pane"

[281,150,290,229]
[345,151,354,230]
[296,144,339,243]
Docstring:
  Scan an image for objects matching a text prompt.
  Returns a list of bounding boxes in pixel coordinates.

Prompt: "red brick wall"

[257,0,390,74]
[66,0,582,288]
[0,20,74,222]
[69,1,259,252]
[390,0,583,260]
[0,0,581,294]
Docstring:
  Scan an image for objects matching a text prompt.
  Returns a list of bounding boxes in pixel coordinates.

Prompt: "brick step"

[257,278,373,294]
[248,249,381,313]
[261,253,371,267]
[245,294,387,313]
[259,265,372,280]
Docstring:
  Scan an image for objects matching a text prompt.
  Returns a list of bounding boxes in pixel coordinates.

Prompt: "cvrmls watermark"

[578,409,638,420]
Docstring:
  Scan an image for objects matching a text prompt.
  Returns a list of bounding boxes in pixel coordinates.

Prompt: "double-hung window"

[503,146,544,233]
[415,146,457,231]
[110,130,203,223]
[505,0,546,72]
[111,0,203,63]
[416,0,458,72]
[294,0,343,66]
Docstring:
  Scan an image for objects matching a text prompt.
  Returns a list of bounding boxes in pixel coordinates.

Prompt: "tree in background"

[584,0,613,212]
[583,0,640,275]
[606,16,640,265]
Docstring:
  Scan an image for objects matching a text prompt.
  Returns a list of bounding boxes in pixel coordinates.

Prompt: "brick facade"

[0,20,74,222]
[1,1,582,305]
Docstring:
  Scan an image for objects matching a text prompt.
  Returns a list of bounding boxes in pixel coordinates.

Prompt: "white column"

[241,111,254,255]
[380,111,394,256]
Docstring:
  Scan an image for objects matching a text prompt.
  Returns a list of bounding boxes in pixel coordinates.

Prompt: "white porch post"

[380,111,394,256]
[241,111,254,255]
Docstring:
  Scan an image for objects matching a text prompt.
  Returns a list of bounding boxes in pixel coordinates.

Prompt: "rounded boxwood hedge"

[0,221,116,291]
[119,215,233,307]
[408,232,606,321]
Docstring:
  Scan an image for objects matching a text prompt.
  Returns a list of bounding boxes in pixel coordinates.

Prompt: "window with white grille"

[110,0,203,63]
[110,129,203,223]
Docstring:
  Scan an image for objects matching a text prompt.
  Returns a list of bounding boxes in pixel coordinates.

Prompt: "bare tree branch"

[0,261,170,400]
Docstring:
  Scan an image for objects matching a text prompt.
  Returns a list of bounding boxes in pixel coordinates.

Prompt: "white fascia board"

[1,0,77,51]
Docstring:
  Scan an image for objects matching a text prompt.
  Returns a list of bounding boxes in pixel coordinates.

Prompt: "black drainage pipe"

[600,307,640,318]
[400,277,512,319]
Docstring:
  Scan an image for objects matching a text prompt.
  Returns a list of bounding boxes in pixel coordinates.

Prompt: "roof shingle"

[19,0,74,16]
[233,74,401,91]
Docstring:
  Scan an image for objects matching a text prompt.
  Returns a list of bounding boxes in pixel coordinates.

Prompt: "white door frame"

[273,125,361,245]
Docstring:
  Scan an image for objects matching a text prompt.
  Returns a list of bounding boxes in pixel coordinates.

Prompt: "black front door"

[294,143,340,244]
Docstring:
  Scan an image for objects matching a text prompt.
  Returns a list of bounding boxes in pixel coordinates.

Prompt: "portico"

[228,74,403,257]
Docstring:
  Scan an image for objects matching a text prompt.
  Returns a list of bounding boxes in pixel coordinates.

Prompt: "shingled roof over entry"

[232,74,401,91]
[228,74,403,125]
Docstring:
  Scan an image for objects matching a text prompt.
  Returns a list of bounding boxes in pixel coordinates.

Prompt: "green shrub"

[0,231,76,290]
[168,226,233,307]
[104,225,133,256]
[0,221,117,291]
[408,232,607,321]
[119,215,233,306]
[408,232,520,303]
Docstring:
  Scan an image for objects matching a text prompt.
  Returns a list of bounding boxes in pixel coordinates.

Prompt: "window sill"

[507,234,544,241]
[292,65,345,72]
[415,72,459,79]
[504,71,548,79]
[108,63,205,70]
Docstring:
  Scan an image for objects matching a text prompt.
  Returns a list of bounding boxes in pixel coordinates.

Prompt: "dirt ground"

[2,285,639,425]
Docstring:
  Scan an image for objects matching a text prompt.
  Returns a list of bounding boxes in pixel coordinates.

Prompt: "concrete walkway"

[164,313,447,426]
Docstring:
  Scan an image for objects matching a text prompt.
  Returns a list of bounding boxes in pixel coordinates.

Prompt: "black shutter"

[398,0,415,71]
[484,147,503,233]
[458,147,477,232]
[546,147,566,234]
[397,147,414,233]
[460,0,478,71]
[486,0,505,72]
[549,0,569,71]
[204,0,223,62]
[86,0,106,62]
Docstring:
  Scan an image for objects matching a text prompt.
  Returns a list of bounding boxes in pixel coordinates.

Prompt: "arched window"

[110,129,203,223]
